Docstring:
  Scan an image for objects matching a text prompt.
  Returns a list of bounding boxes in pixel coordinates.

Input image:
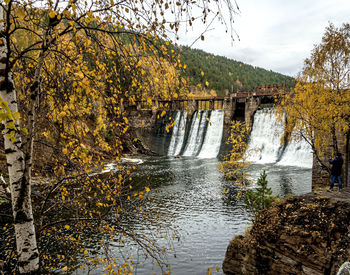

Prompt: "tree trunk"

[345,130,350,187]
[0,4,39,274]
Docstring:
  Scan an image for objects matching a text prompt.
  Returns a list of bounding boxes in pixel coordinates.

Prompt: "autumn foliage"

[0,0,239,274]
[278,23,350,179]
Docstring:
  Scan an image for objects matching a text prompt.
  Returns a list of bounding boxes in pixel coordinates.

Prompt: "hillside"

[179,46,295,97]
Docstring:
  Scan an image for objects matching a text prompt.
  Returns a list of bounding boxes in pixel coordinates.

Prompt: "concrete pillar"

[245,97,260,131]
[224,97,235,126]
[209,100,214,110]
[186,99,196,119]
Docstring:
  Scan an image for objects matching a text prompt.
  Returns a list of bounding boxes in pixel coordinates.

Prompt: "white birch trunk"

[0,5,39,274]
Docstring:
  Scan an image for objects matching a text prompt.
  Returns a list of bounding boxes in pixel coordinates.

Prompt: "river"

[77,156,311,274]
[74,108,313,274]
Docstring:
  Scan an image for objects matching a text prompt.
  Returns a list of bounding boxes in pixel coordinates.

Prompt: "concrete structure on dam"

[131,84,284,130]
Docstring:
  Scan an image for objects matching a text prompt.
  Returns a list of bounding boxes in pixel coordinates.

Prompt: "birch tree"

[278,23,350,185]
[0,0,239,273]
[0,5,40,273]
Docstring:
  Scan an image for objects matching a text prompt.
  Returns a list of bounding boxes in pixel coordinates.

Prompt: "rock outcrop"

[223,189,350,275]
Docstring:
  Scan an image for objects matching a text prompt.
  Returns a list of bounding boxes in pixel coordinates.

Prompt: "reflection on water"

[76,156,311,274]
[248,163,312,197]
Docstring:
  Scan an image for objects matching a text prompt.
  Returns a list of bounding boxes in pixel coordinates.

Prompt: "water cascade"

[197,110,224,158]
[162,107,312,167]
[166,110,223,158]
[246,108,313,168]
[182,110,208,156]
[167,110,187,156]
[277,132,313,167]
[245,109,285,163]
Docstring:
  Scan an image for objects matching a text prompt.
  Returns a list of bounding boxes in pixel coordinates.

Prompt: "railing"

[130,84,289,110]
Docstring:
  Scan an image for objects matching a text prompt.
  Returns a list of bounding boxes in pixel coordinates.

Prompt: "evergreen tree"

[245,171,278,219]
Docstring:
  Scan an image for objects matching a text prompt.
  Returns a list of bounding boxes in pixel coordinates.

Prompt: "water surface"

[86,156,312,274]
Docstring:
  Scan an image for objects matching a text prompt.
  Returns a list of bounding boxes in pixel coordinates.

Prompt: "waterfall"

[277,132,313,168]
[166,110,223,159]
[182,110,208,157]
[246,108,313,168]
[197,110,224,158]
[162,107,312,167]
[246,109,284,163]
[167,111,187,156]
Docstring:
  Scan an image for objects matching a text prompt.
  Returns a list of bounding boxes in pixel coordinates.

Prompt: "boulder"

[223,189,350,274]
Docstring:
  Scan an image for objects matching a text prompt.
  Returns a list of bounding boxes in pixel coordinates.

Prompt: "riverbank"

[223,187,350,274]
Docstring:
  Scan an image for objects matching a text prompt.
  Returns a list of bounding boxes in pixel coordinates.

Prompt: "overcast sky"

[177,0,350,77]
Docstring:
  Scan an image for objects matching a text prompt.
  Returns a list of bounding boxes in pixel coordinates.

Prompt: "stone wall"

[126,108,157,154]
[223,190,350,275]
[244,97,260,131]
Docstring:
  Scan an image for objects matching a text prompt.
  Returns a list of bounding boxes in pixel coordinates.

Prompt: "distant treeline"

[178,46,296,97]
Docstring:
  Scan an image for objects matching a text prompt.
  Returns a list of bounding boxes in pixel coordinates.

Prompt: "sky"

[177,0,350,77]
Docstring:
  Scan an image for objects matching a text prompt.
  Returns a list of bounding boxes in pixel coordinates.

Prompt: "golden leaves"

[278,23,350,160]
[48,10,57,19]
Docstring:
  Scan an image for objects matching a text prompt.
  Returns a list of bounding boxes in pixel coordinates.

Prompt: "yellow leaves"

[62,10,71,19]
[48,10,57,19]
[75,71,84,79]
[17,9,25,19]
[145,187,150,192]
[58,111,66,119]
[64,225,70,230]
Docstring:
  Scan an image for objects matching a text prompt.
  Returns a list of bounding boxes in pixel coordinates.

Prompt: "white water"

[246,108,313,168]
[182,110,208,157]
[165,108,312,167]
[197,110,224,158]
[167,111,187,156]
[277,132,313,168]
[246,109,284,163]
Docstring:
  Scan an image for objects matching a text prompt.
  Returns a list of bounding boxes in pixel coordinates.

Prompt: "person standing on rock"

[329,153,343,191]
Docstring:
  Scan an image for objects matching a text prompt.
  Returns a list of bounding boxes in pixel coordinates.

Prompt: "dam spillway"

[166,110,224,159]
[150,108,313,168]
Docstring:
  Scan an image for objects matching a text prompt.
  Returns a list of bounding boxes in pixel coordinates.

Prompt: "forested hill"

[179,46,295,96]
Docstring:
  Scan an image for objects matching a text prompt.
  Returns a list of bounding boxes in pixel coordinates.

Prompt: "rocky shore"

[223,188,350,274]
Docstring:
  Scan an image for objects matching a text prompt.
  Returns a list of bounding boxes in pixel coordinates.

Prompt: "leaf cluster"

[277,23,350,170]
